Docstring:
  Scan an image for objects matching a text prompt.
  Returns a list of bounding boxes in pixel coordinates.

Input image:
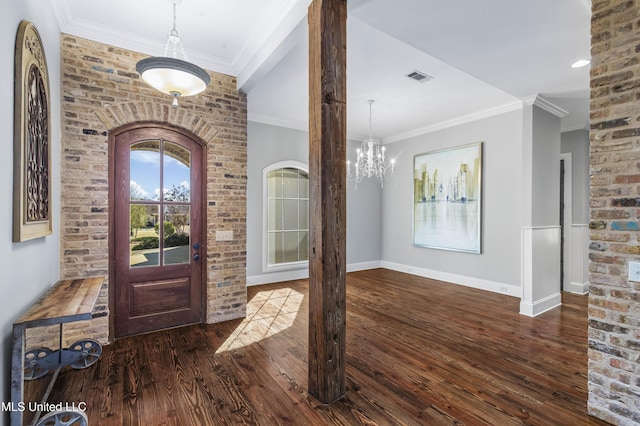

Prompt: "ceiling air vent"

[406,70,433,83]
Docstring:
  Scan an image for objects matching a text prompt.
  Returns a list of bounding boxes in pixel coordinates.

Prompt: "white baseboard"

[380,260,520,297]
[519,292,562,317]
[347,261,382,272]
[566,281,589,295]
[247,261,383,287]
[247,257,570,317]
[247,269,308,287]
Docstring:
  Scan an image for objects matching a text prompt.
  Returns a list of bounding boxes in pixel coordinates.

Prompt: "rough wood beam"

[307,0,347,405]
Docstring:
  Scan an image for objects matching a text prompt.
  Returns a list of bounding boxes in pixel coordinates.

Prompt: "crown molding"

[49,0,311,79]
[248,113,308,132]
[55,16,235,76]
[49,0,72,29]
[49,0,308,78]
[382,101,523,144]
[251,101,528,145]
[248,113,367,142]
[522,94,569,118]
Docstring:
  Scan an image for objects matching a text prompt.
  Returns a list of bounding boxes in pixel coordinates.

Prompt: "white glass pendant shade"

[136,57,210,97]
[135,1,210,105]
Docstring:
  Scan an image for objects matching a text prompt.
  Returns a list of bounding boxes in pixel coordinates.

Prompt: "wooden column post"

[307,0,347,404]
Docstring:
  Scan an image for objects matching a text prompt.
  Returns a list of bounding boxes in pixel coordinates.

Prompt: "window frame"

[262,160,309,273]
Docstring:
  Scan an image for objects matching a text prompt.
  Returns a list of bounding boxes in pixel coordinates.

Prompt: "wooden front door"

[111,125,204,338]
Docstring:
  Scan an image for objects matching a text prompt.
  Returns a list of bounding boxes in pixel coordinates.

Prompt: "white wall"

[381,109,523,295]
[246,121,308,283]
[531,107,561,226]
[561,129,590,293]
[246,121,381,285]
[345,136,383,267]
[1,0,61,414]
[561,129,590,224]
[520,103,563,315]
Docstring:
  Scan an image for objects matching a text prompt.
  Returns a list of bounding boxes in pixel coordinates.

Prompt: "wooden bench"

[10,277,105,426]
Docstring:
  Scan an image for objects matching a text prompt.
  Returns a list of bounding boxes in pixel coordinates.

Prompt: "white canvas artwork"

[413,142,482,253]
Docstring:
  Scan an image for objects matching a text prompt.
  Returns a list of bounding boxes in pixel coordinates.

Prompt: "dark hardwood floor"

[45,269,607,425]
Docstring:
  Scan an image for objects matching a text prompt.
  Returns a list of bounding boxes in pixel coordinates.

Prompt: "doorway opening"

[560,153,572,294]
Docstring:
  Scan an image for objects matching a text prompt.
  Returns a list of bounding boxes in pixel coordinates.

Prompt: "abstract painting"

[413,142,482,253]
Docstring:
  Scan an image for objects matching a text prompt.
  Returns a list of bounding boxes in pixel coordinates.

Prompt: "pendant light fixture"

[136,0,210,107]
[347,100,395,188]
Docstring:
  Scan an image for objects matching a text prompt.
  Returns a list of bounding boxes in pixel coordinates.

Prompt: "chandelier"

[347,100,395,188]
[136,0,210,107]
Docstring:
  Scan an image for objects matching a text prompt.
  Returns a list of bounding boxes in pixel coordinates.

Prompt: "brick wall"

[589,1,640,424]
[36,34,248,348]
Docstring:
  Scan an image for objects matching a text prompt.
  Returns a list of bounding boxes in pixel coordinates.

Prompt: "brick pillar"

[588,1,640,424]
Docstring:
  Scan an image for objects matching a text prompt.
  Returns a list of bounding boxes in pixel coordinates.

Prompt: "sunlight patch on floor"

[216,287,304,352]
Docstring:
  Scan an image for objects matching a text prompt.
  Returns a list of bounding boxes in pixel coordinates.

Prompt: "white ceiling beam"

[236,0,311,93]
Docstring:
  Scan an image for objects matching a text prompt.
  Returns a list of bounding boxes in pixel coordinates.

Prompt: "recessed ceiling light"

[571,59,590,68]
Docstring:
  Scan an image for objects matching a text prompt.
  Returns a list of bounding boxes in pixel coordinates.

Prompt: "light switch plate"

[216,230,233,241]
[629,262,640,282]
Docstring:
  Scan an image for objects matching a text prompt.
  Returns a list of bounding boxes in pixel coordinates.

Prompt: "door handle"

[193,253,200,262]
[193,242,200,250]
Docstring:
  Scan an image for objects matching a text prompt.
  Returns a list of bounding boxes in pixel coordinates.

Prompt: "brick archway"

[93,101,220,142]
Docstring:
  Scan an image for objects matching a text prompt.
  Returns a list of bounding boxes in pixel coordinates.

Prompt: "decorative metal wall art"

[14,20,52,241]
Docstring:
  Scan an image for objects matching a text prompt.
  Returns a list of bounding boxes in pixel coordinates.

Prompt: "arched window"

[263,161,309,270]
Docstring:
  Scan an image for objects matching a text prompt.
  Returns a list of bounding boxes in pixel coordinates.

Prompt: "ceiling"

[49,0,592,141]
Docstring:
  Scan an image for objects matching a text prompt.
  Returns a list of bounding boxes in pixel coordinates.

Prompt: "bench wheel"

[68,339,102,369]
[36,409,88,426]
[24,347,52,380]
